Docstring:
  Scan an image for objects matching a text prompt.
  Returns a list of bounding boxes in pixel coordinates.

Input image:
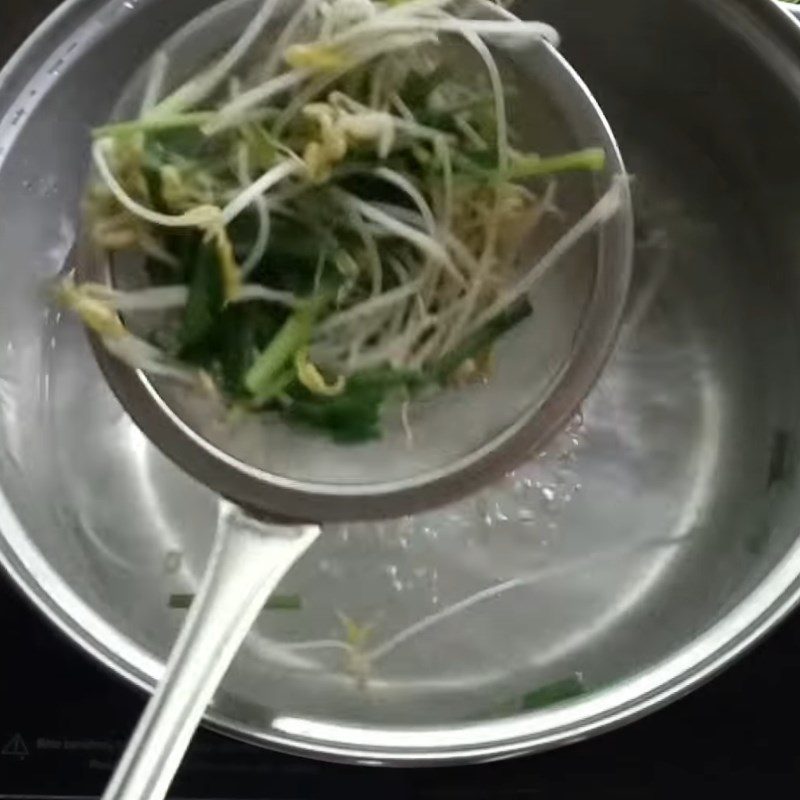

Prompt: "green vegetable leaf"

[148,126,213,162]
[400,65,448,110]
[242,122,278,171]
[285,367,426,443]
[434,300,532,382]
[141,163,169,214]
[179,242,224,353]
[287,385,385,443]
[216,303,285,397]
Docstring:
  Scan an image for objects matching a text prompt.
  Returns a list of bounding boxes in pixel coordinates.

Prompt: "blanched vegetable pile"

[60,0,617,443]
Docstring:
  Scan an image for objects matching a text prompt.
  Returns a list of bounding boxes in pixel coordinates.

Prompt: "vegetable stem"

[93,112,216,139]
[245,299,324,399]
[434,300,532,381]
[507,148,606,179]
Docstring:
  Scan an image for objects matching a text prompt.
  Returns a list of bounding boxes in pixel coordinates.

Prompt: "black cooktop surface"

[2,2,800,797]
[2,570,800,799]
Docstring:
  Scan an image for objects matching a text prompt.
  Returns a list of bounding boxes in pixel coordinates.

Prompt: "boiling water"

[29,144,781,727]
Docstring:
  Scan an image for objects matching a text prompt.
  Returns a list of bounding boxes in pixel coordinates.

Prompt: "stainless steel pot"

[3,0,800,765]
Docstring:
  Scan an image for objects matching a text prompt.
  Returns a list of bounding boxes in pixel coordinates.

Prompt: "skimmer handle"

[102,500,320,800]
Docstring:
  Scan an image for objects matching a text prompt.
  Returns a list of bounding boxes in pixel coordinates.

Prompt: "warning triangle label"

[1,733,28,758]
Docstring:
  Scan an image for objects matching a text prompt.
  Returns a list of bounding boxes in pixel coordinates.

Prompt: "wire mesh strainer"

[78,0,632,523]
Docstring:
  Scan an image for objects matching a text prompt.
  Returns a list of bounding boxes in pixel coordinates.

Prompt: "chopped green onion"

[265,594,303,610]
[507,148,606,180]
[168,593,194,609]
[520,674,587,710]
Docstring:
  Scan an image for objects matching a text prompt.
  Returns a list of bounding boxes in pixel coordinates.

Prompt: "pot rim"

[2,0,800,766]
